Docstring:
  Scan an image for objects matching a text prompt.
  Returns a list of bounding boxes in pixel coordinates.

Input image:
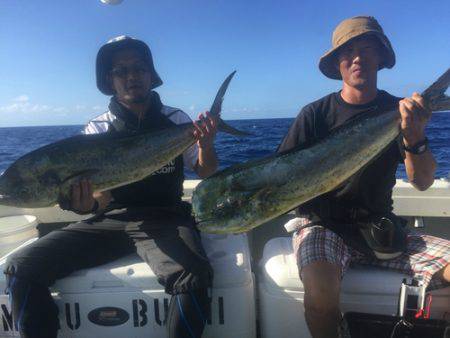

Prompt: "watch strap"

[403,137,429,155]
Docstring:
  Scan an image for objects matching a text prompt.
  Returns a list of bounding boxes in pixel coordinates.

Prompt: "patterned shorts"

[292,219,450,290]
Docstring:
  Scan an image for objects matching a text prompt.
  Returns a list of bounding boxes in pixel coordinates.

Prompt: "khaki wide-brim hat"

[319,16,396,80]
[96,35,163,95]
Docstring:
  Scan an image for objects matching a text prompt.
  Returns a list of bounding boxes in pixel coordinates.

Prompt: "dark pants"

[4,207,213,338]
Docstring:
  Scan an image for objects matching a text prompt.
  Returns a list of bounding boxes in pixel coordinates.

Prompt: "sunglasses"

[110,64,150,78]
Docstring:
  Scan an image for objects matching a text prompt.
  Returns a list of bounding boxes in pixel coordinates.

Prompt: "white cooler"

[258,237,450,338]
[0,216,38,259]
[0,233,256,338]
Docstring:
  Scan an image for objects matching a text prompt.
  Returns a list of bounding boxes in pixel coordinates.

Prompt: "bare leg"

[302,261,342,338]
[434,263,450,282]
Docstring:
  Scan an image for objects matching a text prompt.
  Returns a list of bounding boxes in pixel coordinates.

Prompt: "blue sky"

[0,0,449,127]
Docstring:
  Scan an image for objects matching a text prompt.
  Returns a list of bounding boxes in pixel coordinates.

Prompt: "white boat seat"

[258,237,450,338]
[0,233,256,338]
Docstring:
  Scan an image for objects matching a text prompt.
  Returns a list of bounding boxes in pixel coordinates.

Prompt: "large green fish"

[192,69,450,234]
[0,72,244,208]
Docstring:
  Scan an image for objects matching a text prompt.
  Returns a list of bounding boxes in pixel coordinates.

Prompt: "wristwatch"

[403,137,429,155]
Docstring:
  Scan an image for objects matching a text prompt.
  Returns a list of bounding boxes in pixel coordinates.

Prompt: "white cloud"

[13,95,30,103]
[0,96,110,126]
[52,107,68,113]
[0,101,52,114]
[92,105,104,113]
[0,96,89,116]
[229,107,261,113]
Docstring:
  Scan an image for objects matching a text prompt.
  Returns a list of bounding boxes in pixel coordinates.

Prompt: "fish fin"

[422,68,450,112]
[233,186,272,206]
[207,71,250,137]
[58,169,100,209]
[217,119,251,136]
[252,186,272,201]
[61,169,100,185]
[229,178,268,194]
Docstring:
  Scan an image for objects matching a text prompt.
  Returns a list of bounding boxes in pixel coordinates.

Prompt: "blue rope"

[8,276,31,331]
[17,285,30,331]
[6,276,16,304]
[176,294,196,338]
[189,290,207,325]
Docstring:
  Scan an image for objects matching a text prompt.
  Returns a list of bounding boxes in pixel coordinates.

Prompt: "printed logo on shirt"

[152,160,176,175]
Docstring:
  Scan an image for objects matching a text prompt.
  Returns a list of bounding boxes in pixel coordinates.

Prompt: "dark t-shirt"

[278,90,404,222]
[107,93,185,209]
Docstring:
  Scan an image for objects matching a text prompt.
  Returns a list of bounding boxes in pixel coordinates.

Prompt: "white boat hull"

[0,179,448,337]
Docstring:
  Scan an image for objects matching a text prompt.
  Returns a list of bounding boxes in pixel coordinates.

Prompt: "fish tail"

[208,71,250,137]
[422,68,450,112]
[217,119,250,136]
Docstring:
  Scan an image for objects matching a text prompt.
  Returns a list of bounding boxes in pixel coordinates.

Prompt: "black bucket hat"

[96,35,163,95]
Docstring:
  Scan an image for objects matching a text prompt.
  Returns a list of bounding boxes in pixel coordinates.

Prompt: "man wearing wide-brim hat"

[5,36,218,338]
[278,16,450,338]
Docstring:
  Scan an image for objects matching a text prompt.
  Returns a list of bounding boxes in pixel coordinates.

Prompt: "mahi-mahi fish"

[0,71,244,208]
[192,69,450,234]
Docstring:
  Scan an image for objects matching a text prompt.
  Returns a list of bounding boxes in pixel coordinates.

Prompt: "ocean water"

[0,115,449,180]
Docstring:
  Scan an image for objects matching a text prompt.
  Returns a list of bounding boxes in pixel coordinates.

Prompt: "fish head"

[194,197,244,234]
[192,179,235,232]
[192,179,267,234]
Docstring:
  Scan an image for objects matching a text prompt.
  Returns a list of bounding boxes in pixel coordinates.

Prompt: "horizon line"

[0,116,298,129]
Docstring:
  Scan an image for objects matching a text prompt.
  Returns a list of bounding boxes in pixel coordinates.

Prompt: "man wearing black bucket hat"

[5,36,218,338]
[278,16,450,338]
